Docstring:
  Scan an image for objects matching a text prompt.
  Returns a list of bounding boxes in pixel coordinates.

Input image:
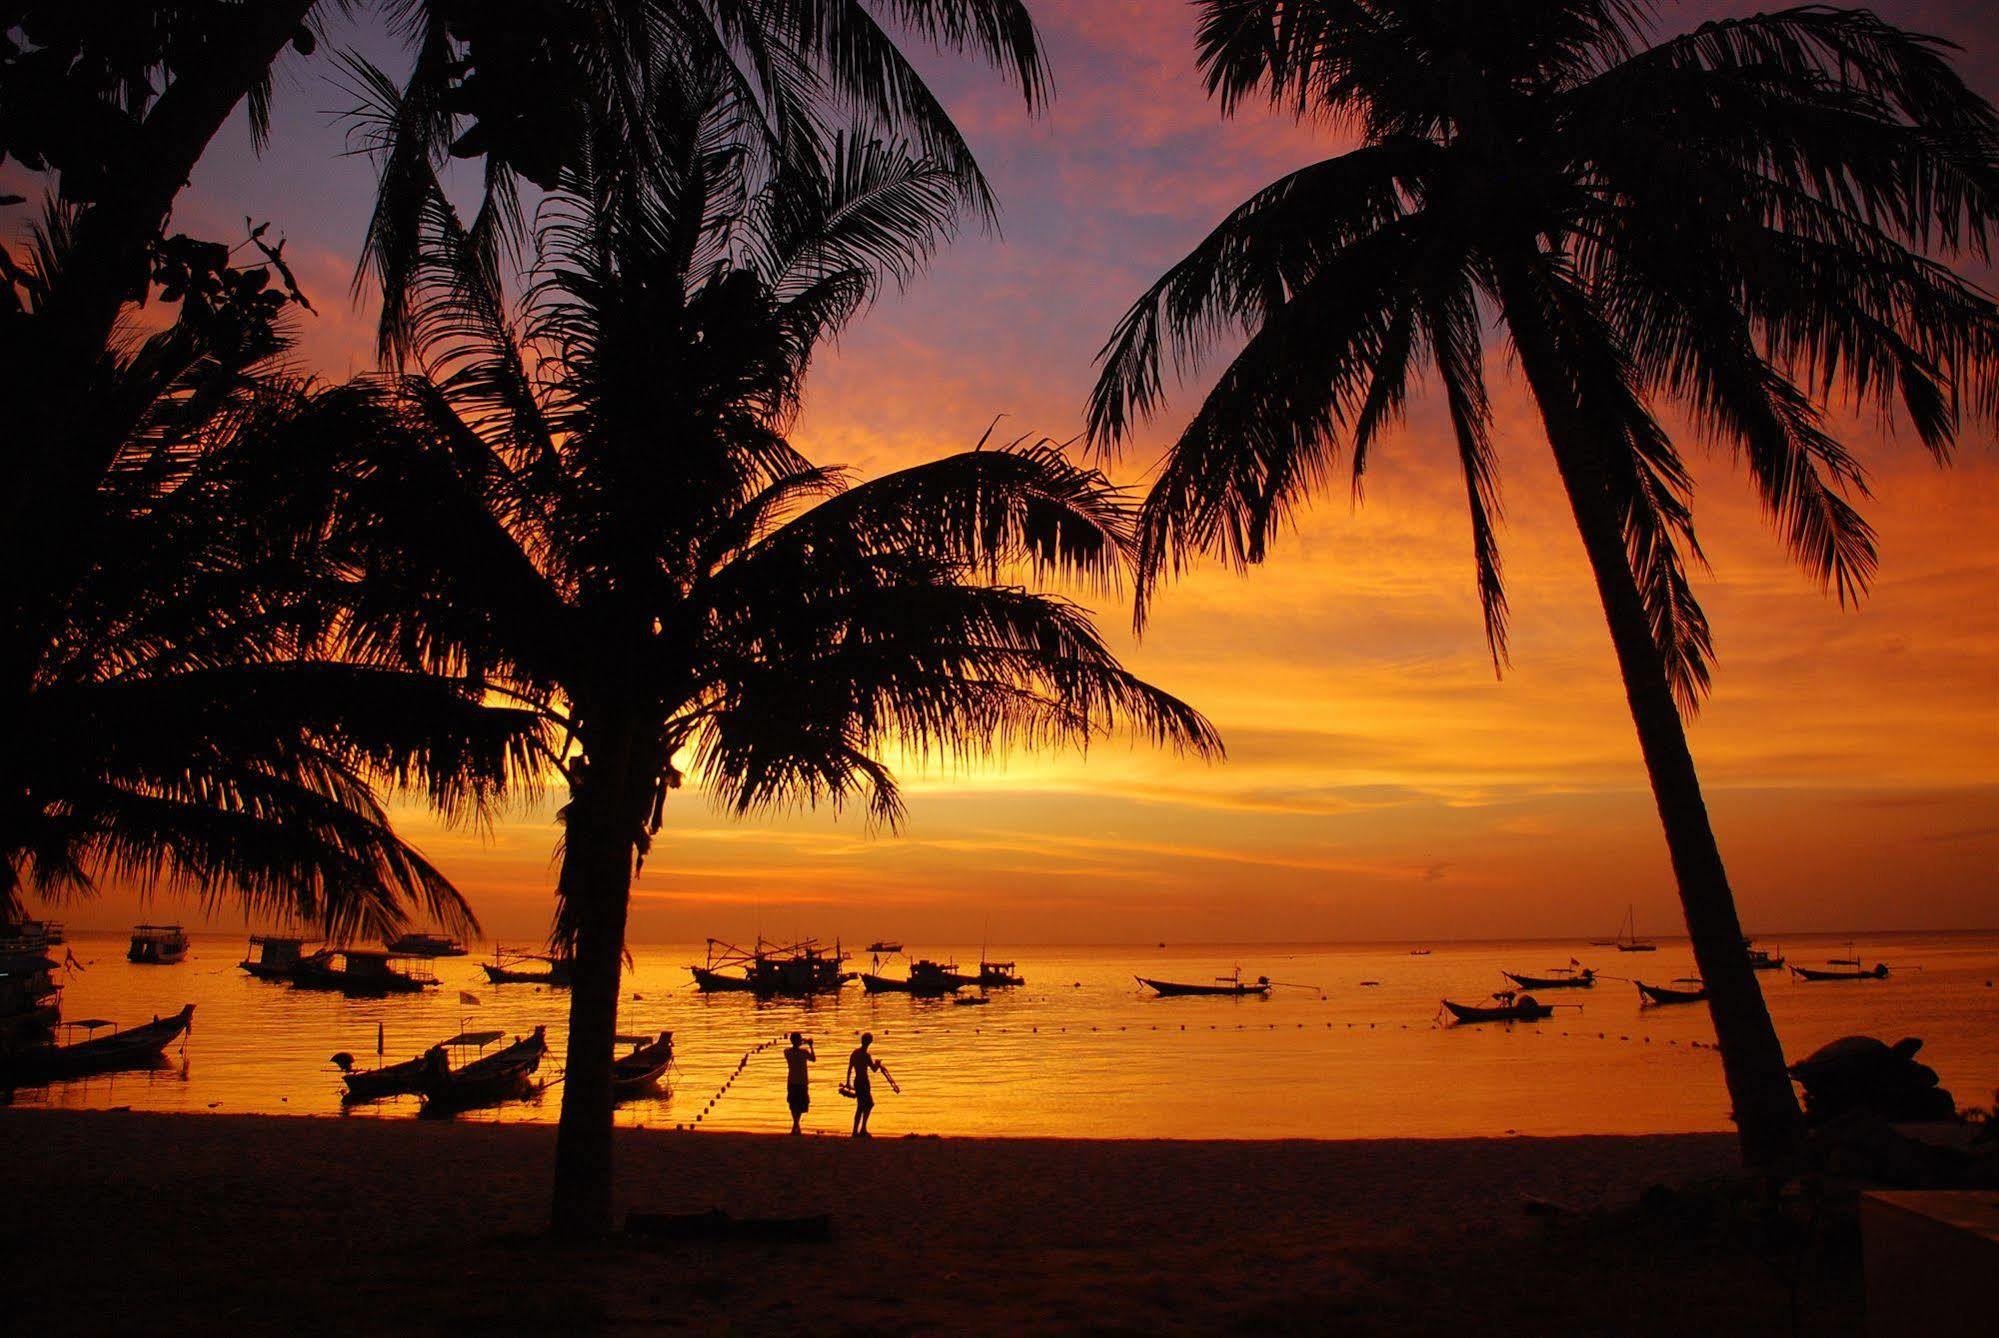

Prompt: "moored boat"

[239,934,314,981]
[127,924,189,964]
[1442,992,1553,1023]
[1593,905,1656,953]
[291,948,439,996]
[612,1030,675,1099]
[0,948,62,1052]
[977,958,1024,988]
[687,938,848,996]
[0,1004,194,1083]
[1745,943,1785,970]
[1502,965,1595,990]
[1137,969,1271,998]
[1635,978,1707,1005]
[1790,962,1889,982]
[382,932,468,958]
[334,1045,444,1102]
[418,1026,547,1117]
[863,959,972,996]
[482,946,573,986]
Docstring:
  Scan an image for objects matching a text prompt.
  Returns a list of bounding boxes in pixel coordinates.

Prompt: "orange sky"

[14,1,1997,943]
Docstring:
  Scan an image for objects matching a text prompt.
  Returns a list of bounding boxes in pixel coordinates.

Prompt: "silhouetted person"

[846,1032,894,1137]
[784,1031,815,1134]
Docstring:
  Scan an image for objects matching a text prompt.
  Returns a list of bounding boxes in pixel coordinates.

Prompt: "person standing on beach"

[845,1033,894,1137]
[784,1032,815,1135]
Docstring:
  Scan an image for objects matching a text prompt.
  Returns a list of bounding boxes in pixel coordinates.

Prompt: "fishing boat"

[0,948,62,1051]
[612,1030,675,1099]
[334,1043,445,1102]
[291,948,439,996]
[1635,978,1707,1005]
[865,940,903,955]
[0,1005,194,1083]
[418,1026,547,1117]
[1136,969,1272,998]
[238,934,315,981]
[1593,905,1656,953]
[482,946,573,987]
[1,919,63,952]
[1442,991,1553,1023]
[1502,965,1596,990]
[382,932,468,958]
[127,924,189,965]
[1745,941,1785,970]
[977,958,1024,988]
[1791,962,1889,982]
[688,938,849,996]
[862,959,973,996]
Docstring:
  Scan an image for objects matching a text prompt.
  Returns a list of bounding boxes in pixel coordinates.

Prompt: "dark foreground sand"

[0,1112,1858,1336]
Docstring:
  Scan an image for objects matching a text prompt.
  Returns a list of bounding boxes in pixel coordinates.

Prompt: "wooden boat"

[418,1026,547,1117]
[291,948,439,996]
[382,932,468,958]
[1137,969,1272,998]
[0,1004,194,1082]
[334,1045,444,1102]
[862,959,971,996]
[1,919,63,952]
[1593,905,1656,953]
[1635,978,1707,1005]
[0,950,62,1052]
[612,1030,674,1099]
[865,940,902,955]
[1503,966,1595,990]
[687,938,848,996]
[127,924,189,964]
[239,934,314,981]
[1746,945,1785,970]
[1791,962,1889,982]
[1442,992,1553,1023]
[482,946,572,986]
[977,959,1024,988]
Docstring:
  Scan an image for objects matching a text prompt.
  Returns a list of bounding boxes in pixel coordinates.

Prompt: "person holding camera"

[783,1032,815,1134]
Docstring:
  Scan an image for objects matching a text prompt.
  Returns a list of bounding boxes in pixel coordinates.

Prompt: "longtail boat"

[1442,992,1552,1023]
[1791,962,1889,982]
[612,1030,674,1099]
[1502,966,1595,990]
[127,924,189,964]
[482,946,572,987]
[0,1005,194,1083]
[977,958,1024,988]
[1745,944,1785,970]
[863,959,973,996]
[418,1026,547,1117]
[1137,969,1271,998]
[687,938,848,996]
[1635,978,1707,1005]
[335,1044,444,1102]
[291,948,439,996]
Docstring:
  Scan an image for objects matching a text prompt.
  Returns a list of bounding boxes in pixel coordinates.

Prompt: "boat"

[687,938,848,996]
[1,919,63,951]
[1635,977,1707,1005]
[1791,962,1890,982]
[862,959,974,996]
[1408,948,1432,956]
[865,940,903,955]
[334,1044,445,1102]
[482,946,573,986]
[1593,905,1656,953]
[612,1030,674,1099]
[127,924,189,964]
[382,932,468,958]
[0,948,62,1052]
[953,995,989,1007]
[1745,941,1785,971]
[0,1005,194,1083]
[417,1026,547,1116]
[290,948,440,996]
[1502,965,1596,990]
[976,958,1024,988]
[1136,969,1272,998]
[1442,992,1553,1023]
[238,934,314,981]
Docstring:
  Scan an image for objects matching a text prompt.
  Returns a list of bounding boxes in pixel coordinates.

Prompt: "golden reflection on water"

[16,932,1998,1139]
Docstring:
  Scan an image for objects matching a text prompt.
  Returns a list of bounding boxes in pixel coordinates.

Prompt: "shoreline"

[2,1109,1849,1335]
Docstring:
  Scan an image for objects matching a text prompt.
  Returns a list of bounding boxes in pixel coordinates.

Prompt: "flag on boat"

[459,991,481,1006]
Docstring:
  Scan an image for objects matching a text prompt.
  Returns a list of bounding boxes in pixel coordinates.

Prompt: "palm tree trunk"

[548,752,643,1240]
[1499,271,1804,1167]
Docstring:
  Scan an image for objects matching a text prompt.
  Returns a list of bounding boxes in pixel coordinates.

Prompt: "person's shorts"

[788,1083,809,1115]
[854,1084,874,1112]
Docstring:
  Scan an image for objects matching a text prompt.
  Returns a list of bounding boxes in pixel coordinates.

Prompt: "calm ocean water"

[13,931,1996,1139]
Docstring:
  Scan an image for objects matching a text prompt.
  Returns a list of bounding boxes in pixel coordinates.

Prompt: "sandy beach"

[0,1111,1859,1335]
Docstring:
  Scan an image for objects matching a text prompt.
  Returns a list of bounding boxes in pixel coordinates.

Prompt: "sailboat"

[1592,904,1656,953]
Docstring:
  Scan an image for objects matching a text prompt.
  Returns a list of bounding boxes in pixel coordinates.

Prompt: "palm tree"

[1088,0,1999,1166]
[0,203,544,934]
[340,51,1216,1238]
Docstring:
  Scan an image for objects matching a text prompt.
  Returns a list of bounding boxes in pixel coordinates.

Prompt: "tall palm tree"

[341,52,1216,1237]
[1088,0,1999,1166]
[0,202,544,933]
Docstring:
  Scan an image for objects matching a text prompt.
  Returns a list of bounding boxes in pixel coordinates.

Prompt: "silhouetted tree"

[339,50,1215,1238]
[0,202,545,932]
[1089,0,1999,1166]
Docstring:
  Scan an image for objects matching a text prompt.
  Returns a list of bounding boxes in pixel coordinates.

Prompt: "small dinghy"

[612,1030,674,1100]
[418,1027,548,1117]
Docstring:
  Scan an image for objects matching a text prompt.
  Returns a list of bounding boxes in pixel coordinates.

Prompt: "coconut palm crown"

[1087,0,1999,1165]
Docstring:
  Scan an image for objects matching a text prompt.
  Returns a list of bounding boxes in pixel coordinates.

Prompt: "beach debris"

[1789,1036,1955,1123]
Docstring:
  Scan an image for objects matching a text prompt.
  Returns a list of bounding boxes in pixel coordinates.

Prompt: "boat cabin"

[239,935,313,980]
[383,932,468,957]
[292,948,440,996]
[128,924,190,964]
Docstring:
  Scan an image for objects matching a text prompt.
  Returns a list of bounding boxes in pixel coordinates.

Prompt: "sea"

[11,931,1996,1139]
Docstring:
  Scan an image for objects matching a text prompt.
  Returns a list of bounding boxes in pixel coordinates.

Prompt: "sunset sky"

[20,1,1998,944]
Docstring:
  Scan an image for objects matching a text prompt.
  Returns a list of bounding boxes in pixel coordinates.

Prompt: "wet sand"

[0,1111,1855,1335]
